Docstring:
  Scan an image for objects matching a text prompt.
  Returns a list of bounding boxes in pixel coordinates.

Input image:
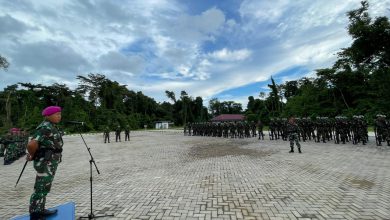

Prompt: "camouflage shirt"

[287,122,299,134]
[32,120,63,151]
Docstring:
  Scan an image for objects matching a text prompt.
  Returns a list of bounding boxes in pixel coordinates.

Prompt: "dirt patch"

[301,164,322,174]
[187,140,275,160]
[301,213,317,218]
[349,178,375,190]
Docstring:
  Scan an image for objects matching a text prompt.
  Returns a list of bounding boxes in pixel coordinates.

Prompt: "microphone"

[65,121,85,125]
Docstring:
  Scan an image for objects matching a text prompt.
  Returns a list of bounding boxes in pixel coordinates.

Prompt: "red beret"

[10,128,20,132]
[42,106,62,116]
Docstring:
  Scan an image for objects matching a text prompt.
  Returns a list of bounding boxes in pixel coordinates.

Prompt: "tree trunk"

[337,88,350,109]
[5,92,12,127]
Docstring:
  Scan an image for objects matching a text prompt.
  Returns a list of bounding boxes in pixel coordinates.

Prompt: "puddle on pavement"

[341,175,375,190]
[187,141,275,160]
[349,178,375,189]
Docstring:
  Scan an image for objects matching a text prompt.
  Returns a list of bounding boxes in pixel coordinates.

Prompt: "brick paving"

[1,130,389,220]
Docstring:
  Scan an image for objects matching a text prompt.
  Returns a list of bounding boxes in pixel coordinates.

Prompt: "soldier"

[374,115,389,146]
[1,131,13,165]
[26,106,63,219]
[104,126,110,143]
[115,125,121,142]
[183,123,187,136]
[251,121,257,137]
[257,120,264,140]
[351,115,368,145]
[229,122,235,138]
[269,118,276,140]
[124,125,130,141]
[4,129,18,165]
[287,116,302,153]
[0,133,5,157]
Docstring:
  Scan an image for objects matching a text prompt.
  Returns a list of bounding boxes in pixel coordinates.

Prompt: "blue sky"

[0,0,389,109]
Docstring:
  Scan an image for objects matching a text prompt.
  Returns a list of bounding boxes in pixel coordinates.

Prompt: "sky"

[1,0,389,108]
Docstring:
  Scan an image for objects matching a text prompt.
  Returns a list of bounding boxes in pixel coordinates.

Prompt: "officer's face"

[47,112,62,124]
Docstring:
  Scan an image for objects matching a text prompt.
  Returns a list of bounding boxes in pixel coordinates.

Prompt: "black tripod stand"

[74,124,114,219]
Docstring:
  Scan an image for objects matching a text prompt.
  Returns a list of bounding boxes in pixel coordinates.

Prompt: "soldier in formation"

[0,128,28,165]
[104,126,110,143]
[184,115,381,148]
[267,116,370,146]
[334,116,349,144]
[257,120,264,140]
[351,115,368,145]
[125,124,130,141]
[115,125,121,142]
[374,114,390,146]
[188,121,261,138]
[287,116,302,153]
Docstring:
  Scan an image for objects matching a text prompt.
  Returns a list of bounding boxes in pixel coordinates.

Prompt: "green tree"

[0,55,9,70]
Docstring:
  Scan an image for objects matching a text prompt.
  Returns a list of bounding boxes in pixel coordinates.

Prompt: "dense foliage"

[244,1,390,124]
[0,74,213,133]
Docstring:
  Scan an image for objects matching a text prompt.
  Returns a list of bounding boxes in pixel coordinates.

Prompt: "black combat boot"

[30,212,46,220]
[289,147,294,153]
[42,208,57,216]
[298,148,302,153]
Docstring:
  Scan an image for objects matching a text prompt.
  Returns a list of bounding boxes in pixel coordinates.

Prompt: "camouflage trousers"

[0,144,4,157]
[104,133,110,143]
[29,156,60,213]
[4,143,16,162]
[289,133,301,149]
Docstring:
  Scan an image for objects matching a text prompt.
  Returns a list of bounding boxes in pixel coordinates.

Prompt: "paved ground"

[1,130,389,220]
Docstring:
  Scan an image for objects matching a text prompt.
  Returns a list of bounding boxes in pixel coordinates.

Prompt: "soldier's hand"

[26,153,33,161]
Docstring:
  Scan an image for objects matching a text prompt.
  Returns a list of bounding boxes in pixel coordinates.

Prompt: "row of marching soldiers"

[269,115,390,146]
[0,128,29,165]
[184,121,265,139]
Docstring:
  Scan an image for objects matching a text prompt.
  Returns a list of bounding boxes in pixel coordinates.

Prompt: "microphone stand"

[73,124,114,219]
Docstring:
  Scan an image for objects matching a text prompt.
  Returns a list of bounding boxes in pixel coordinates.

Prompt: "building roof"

[210,114,245,122]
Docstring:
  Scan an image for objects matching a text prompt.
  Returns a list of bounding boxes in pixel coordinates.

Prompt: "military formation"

[0,128,29,165]
[103,124,131,143]
[184,115,390,147]
[267,115,389,146]
[184,121,262,139]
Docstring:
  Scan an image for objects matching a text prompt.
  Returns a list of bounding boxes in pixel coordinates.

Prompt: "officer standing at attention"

[124,124,130,141]
[104,126,110,143]
[287,116,302,153]
[115,125,121,142]
[26,106,64,220]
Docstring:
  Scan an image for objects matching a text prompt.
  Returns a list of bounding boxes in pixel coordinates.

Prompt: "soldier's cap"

[42,106,62,116]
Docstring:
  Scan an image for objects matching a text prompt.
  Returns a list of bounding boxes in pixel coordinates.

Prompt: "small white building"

[155,121,170,129]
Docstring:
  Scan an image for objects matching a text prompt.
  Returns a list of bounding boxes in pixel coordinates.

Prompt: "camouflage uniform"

[0,134,12,163]
[115,126,121,142]
[257,121,264,140]
[125,125,130,141]
[104,126,110,143]
[0,138,4,157]
[29,120,63,214]
[4,134,16,165]
[287,120,301,153]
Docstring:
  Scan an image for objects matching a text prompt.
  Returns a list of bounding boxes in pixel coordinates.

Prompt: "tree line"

[0,1,388,132]
[271,1,390,125]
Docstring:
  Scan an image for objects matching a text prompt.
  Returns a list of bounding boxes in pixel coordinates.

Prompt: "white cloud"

[208,48,252,62]
[239,0,290,23]
[98,51,145,74]
[0,0,389,109]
